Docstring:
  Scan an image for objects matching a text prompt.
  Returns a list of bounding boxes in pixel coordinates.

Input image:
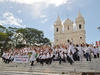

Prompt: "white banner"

[13,55,29,63]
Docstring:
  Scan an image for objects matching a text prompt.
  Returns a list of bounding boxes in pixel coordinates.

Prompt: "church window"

[79,24,82,29]
[56,28,58,32]
[80,37,82,39]
[67,26,69,30]
[67,39,70,42]
[57,39,58,41]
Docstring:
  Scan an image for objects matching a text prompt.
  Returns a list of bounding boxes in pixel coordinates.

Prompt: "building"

[54,11,86,45]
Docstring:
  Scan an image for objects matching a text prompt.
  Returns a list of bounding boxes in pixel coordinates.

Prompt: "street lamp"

[97,27,100,31]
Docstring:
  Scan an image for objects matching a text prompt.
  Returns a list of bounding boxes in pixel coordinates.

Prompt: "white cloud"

[0,0,3,2]
[0,0,69,7]
[40,15,46,18]
[0,0,77,19]
[10,6,13,8]
[73,23,77,31]
[53,12,55,14]
[67,2,71,4]
[31,3,45,19]
[0,12,26,27]
[62,20,66,28]
[18,10,21,13]
[41,19,48,23]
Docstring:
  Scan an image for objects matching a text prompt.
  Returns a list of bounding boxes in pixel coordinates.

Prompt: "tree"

[43,37,50,45]
[0,25,6,33]
[15,28,46,46]
[0,32,8,41]
[35,30,44,44]
[0,25,50,49]
[0,26,15,51]
[0,32,8,55]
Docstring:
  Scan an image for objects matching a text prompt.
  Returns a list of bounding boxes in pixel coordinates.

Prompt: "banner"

[13,55,29,63]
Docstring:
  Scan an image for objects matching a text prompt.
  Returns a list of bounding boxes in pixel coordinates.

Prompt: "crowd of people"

[2,39,100,66]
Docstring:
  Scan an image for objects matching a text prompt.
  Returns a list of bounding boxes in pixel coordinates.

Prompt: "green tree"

[0,25,15,51]
[0,32,8,41]
[0,25,50,49]
[3,28,14,50]
[43,37,50,45]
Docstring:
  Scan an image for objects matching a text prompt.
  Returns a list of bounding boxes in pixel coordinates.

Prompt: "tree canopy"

[0,25,50,51]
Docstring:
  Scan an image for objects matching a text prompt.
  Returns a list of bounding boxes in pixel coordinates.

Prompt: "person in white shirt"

[2,51,6,62]
[48,52,53,64]
[78,44,84,61]
[5,54,10,63]
[44,53,49,65]
[39,53,45,66]
[96,46,99,58]
[93,46,97,58]
[66,38,74,62]
[30,49,36,66]
[73,45,78,61]
[53,51,59,61]
[85,44,92,61]
[59,52,67,64]
[10,54,14,62]
[66,51,73,65]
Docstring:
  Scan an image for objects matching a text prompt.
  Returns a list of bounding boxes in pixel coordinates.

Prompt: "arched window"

[56,28,58,32]
[79,24,82,29]
[67,39,70,42]
[67,26,69,30]
[80,37,82,39]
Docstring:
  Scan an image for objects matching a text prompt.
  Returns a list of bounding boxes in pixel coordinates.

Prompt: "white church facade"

[54,11,86,45]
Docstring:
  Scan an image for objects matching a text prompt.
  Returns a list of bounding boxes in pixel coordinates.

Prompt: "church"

[54,11,86,45]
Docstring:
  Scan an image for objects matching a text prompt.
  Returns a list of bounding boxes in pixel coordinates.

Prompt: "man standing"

[30,49,36,66]
[85,44,92,61]
[96,46,99,58]
[78,44,84,61]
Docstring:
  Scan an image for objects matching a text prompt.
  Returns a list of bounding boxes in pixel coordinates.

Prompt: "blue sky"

[0,0,100,44]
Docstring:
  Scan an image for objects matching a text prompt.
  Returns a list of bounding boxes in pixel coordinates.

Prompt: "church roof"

[76,10,85,23]
[64,18,73,25]
[56,15,61,21]
[77,10,82,17]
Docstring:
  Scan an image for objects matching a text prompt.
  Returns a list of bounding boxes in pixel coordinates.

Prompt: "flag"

[99,41,100,46]
[36,54,38,58]
[28,52,32,58]
[96,41,98,46]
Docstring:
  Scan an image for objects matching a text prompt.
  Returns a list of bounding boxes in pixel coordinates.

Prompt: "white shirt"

[40,55,45,59]
[61,54,67,58]
[93,48,97,55]
[30,50,36,61]
[54,53,58,59]
[85,47,91,54]
[63,49,67,53]
[96,47,99,53]
[10,55,14,59]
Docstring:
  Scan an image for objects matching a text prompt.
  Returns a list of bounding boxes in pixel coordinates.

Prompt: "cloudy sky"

[0,0,100,44]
